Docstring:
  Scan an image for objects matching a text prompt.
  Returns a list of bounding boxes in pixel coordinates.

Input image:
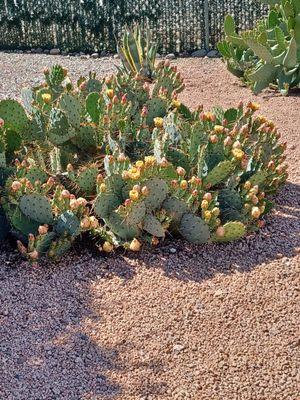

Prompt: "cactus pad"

[180,213,210,244]
[11,208,40,237]
[19,194,53,224]
[107,212,140,240]
[163,197,189,223]
[143,178,169,211]
[55,211,81,237]
[143,214,165,237]
[48,108,75,145]
[145,98,167,126]
[94,192,120,219]
[76,167,98,195]
[59,94,82,127]
[214,221,246,242]
[126,201,146,226]
[25,167,49,185]
[0,100,28,133]
[204,160,236,187]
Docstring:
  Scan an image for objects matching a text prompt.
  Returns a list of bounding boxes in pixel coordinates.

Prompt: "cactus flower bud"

[29,250,39,261]
[209,134,218,144]
[154,117,164,128]
[106,89,114,99]
[176,166,186,176]
[216,226,225,237]
[0,118,4,128]
[102,241,114,253]
[232,148,244,160]
[201,200,209,210]
[79,81,87,91]
[247,101,260,111]
[244,181,252,190]
[66,163,74,172]
[11,181,22,192]
[132,184,141,192]
[212,207,220,217]
[89,216,99,229]
[77,197,87,207]
[191,189,198,197]
[151,236,159,246]
[129,190,139,201]
[117,153,126,162]
[164,60,170,68]
[124,199,132,207]
[224,136,232,147]
[42,93,52,104]
[121,94,127,105]
[112,95,118,104]
[135,160,144,169]
[141,186,149,196]
[171,180,179,188]
[204,210,212,220]
[160,157,168,167]
[203,192,212,202]
[129,238,141,252]
[61,189,71,199]
[80,217,91,230]
[43,67,50,75]
[17,240,27,255]
[141,106,148,117]
[28,233,35,242]
[180,180,188,190]
[38,225,48,235]
[251,206,261,219]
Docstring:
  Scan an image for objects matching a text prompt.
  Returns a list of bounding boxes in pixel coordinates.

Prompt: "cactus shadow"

[148,181,300,283]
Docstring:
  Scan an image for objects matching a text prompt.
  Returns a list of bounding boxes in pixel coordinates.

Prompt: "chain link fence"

[0,0,268,53]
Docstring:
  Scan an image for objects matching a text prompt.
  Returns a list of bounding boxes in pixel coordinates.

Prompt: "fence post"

[203,0,210,50]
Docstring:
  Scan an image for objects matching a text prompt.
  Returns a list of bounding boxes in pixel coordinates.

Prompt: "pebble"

[49,48,60,55]
[191,49,207,57]
[207,49,219,58]
[165,53,176,60]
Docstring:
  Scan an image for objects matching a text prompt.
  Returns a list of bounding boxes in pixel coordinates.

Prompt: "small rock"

[214,289,224,297]
[50,48,60,55]
[191,49,207,58]
[113,54,119,59]
[43,49,50,54]
[207,49,219,58]
[61,51,68,56]
[91,52,99,59]
[165,53,176,60]
[79,51,85,56]
[80,55,88,59]
[169,248,177,254]
[100,50,107,57]
[173,344,185,353]
[35,48,43,54]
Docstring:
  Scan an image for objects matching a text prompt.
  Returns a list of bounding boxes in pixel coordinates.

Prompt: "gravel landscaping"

[0,52,299,400]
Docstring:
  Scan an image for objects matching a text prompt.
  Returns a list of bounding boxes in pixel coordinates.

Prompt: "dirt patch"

[0,54,299,399]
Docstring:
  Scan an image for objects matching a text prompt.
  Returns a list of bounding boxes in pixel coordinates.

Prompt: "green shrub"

[218,0,300,94]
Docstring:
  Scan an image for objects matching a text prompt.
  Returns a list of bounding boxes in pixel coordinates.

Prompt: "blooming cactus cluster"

[0,38,288,261]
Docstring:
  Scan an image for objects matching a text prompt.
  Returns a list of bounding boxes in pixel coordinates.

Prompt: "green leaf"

[245,39,274,64]
[283,37,297,68]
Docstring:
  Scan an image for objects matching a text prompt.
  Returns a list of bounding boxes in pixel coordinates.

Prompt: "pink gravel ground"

[0,54,299,399]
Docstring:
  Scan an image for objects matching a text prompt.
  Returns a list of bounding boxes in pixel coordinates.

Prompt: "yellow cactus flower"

[154,117,164,128]
[232,148,245,160]
[144,156,156,167]
[135,160,144,169]
[214,125,224,134]
[171,99,181,108]
[244,181,252,190]
[128,167,141,180]
[80,217,91,230]
[247,101,260,111]
[42,93,52,104]
[141,186,149,196]
[129,190,139,201]
[212,207,220,217]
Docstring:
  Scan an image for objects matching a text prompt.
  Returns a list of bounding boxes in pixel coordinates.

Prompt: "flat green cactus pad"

[126,201,146,226]
[19,194,53,224]
[25,167,49,185]
[143,214,165,237]
[163,197,189,223]
[59,93,82,127]
[145,98,167,126]
[204,160,236,187]
[55,211,81,237]
[0,100,29,133]
[11,208,40,237]
[107,212,140,240]
[218,188,243,222]
[94,192,120,219]
[180,213,210,244]
[76,167,98,195]
[214,221,246,242]
[144,178,169,211]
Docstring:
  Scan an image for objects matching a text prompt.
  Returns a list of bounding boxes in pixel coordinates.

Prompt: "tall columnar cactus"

[218,1,300,94]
